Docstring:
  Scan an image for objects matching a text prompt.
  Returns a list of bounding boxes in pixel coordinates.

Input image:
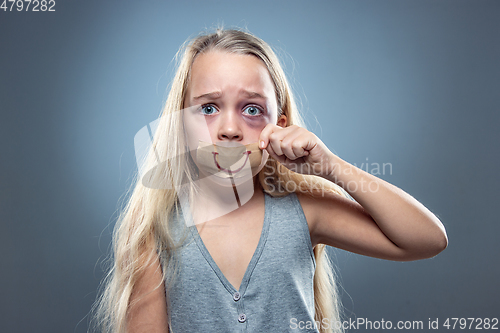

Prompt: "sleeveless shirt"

[160,190,319,333]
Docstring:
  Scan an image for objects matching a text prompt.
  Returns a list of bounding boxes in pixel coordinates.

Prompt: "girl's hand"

[259,124,335,177]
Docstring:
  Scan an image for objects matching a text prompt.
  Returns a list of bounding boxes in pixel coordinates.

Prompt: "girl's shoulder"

[294,191,318,238]
[294,189,355,248]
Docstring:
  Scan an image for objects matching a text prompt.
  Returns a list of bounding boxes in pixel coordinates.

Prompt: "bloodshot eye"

[243,105,263,116]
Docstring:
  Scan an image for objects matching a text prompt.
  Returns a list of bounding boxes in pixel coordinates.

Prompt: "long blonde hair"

[91,27,345,333]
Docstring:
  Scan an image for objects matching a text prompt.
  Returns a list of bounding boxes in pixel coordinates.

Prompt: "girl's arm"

[260,124,448,261]
[300,155,447,261]
[127,256,169,332]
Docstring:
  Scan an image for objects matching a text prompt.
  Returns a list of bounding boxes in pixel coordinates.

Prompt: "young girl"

[92,28,448,333]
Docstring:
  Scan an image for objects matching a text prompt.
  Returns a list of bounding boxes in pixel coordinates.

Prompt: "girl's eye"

[243,105,263,116]
[200,104,263,116]
[200,105,218,115]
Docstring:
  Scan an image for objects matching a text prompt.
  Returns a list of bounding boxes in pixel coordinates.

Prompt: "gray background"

[1,0,498,332]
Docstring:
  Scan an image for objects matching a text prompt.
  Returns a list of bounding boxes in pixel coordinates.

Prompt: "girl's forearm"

[324,154,448,258]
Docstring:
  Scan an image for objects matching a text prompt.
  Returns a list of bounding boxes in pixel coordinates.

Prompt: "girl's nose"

[217,110,242,141]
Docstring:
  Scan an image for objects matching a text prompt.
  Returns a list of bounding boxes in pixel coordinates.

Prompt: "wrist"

[323,152,344,182]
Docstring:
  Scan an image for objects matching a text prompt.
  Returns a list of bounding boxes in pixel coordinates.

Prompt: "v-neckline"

[190,191,271,295]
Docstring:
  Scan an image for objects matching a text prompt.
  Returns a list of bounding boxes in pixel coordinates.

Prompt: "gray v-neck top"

[161,191,319,333]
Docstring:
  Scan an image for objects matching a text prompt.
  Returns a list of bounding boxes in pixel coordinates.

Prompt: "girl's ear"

[277,114,287,127]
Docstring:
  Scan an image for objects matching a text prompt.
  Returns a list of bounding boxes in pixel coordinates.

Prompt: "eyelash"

[200,104,264,117]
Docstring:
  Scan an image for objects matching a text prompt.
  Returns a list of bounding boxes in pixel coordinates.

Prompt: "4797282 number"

[1,0,55,11]
[443,318,498,330]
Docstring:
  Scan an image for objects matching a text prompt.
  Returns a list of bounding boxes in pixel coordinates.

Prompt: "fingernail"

[260,141,265,149]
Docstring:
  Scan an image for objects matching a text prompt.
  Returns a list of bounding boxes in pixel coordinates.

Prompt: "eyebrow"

[192,90,267,102]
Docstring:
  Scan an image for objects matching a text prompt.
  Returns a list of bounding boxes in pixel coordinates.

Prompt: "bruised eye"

[243,105,263,116]
[200,104,218,115]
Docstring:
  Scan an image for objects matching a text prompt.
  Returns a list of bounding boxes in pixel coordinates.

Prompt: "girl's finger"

[268,131,284,157]
[281,130,304,160]
[265,140,285,164]
[259,123,279,149]
[259,124,296,149]
[293,133,315,157]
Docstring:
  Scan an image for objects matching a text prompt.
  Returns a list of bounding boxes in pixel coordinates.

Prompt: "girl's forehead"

[188,51,276,99]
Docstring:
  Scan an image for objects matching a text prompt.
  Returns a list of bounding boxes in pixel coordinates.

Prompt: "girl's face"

[183,50,286,180]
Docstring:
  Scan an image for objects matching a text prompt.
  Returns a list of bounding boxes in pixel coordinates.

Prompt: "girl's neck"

[188,174,261,225]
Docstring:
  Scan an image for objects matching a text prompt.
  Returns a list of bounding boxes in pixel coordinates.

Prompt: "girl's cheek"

[183,117,212,150]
